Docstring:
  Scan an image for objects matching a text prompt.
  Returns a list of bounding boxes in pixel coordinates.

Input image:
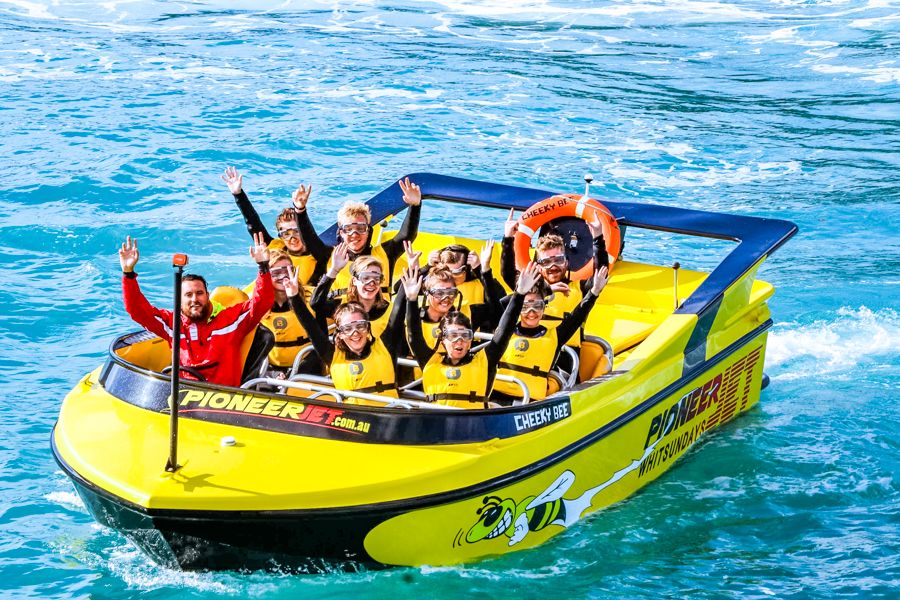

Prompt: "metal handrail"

[396,357,530,405]
[240,377,461,410]
[560,345,580,389]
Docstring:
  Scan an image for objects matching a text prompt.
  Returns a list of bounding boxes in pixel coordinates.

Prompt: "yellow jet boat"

[52,173,797,572]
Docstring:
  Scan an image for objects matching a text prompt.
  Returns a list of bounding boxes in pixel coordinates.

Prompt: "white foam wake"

[766,306,899,381]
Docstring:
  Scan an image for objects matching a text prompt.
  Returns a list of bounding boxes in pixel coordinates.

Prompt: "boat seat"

[240,325,275,384]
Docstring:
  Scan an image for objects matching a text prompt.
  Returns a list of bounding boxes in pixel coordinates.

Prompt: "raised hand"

[503,207,519,238]
[283,265,301,298]
[119,236,139,273]
[399,177,422,207]
[549,281,571,296]
[516,261,541,295]
[403,240,422,270]
[222,166,243,195]
[467,251,480,270]
[328,242,350,277]
[292,184,312,211]
[479,240,495,272]
[591,265,609,295]
[587,211,605,240]
[249,231,269,264]
[400,264,424,301]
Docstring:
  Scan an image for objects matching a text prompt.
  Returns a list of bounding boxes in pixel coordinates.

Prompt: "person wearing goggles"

[500,208,611,349]
[402,262,541,409]
[492,266,610,404]
[119,233,274,388]
[285,270,407,407]
[325,177,423,302]
[423,243,507,333]
[222,166,332,288]
[254,250,323,378]
[311,249,394,338]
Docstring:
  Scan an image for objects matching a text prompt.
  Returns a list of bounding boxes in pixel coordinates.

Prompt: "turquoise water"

[1,0,897,597]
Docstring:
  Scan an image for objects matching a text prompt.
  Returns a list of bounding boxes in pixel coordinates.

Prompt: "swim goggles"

[427,288,459,300]
[442,328,474,342]
[536,255,567,268]
[338,223,369,236]
[336,320,369,335]
[277,227,300,239]
[353,271,384,285]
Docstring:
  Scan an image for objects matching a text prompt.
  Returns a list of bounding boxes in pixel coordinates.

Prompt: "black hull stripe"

[53,320,771,521]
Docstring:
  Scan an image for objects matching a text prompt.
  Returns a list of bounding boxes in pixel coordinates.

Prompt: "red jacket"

[122,269,274,387]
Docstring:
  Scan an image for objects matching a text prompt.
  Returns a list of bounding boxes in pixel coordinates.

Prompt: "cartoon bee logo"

[432,326,442,340]
[515,339,530,352]
[350,361,364,375]
[446,367,462,380]
[273,317,288,330]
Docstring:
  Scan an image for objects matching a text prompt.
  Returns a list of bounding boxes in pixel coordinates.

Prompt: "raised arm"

[477,240,504,329]
[239,233,276,334]
[310,243,349,318]
[485,261,538,366]
[286,270,334,365]
[381,177,422,265]
[119,236,173,341]
[223,166,274,245]
[400,265,433,367]
[380,293,408,356]
[580,212,610,294]
[500,209,520,290]
[291,183,333,264]
[556,266,608,350]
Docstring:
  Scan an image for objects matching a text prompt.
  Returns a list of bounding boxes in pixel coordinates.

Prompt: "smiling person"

[118,233,274,388]
[258,250,321,378]
[492,266,609,404]
[325,177,422,300]
[404,262,540,409]
[500,209,610,349]
[425,242,506,332]
[285,269,407,406]
[222,166,331,287]
[310,243,397,338]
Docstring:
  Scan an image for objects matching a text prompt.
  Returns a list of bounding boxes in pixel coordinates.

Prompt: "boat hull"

[54,329,767,572]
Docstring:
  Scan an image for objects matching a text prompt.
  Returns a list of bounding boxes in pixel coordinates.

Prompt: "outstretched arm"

[291,184,333,264]
[381,178,423,265]
[485,261,539,366]
[119,237,173,341]
[400,265,433,367]
[224,166,274,246]
[285,270,334,365]
[556,266,608,349]
[580,213,610,294]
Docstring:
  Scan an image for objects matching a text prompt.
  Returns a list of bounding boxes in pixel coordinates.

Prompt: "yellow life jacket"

[423,350,489,409]
[420,304,471,349]
[494,328,559,400]
[330,338,398,406]
[457,277,485,312]
[368,302,392,339]
[326,245,390,301]
[542,280,583,347]
[259,308,310,368]
[267,239,318,286]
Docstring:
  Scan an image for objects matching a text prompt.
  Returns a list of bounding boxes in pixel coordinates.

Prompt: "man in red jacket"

[118,233,274,388]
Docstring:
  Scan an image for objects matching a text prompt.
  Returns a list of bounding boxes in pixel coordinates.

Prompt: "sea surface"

[0,0,897,597]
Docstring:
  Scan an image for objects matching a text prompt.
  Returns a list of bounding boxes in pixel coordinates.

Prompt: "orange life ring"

[513,194,620,281]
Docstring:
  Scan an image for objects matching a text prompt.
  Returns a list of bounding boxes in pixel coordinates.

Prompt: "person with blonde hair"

[310,248,394,337]
[324,177,423,300]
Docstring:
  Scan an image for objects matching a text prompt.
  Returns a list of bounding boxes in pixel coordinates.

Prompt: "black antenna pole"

[166,253,189,473]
